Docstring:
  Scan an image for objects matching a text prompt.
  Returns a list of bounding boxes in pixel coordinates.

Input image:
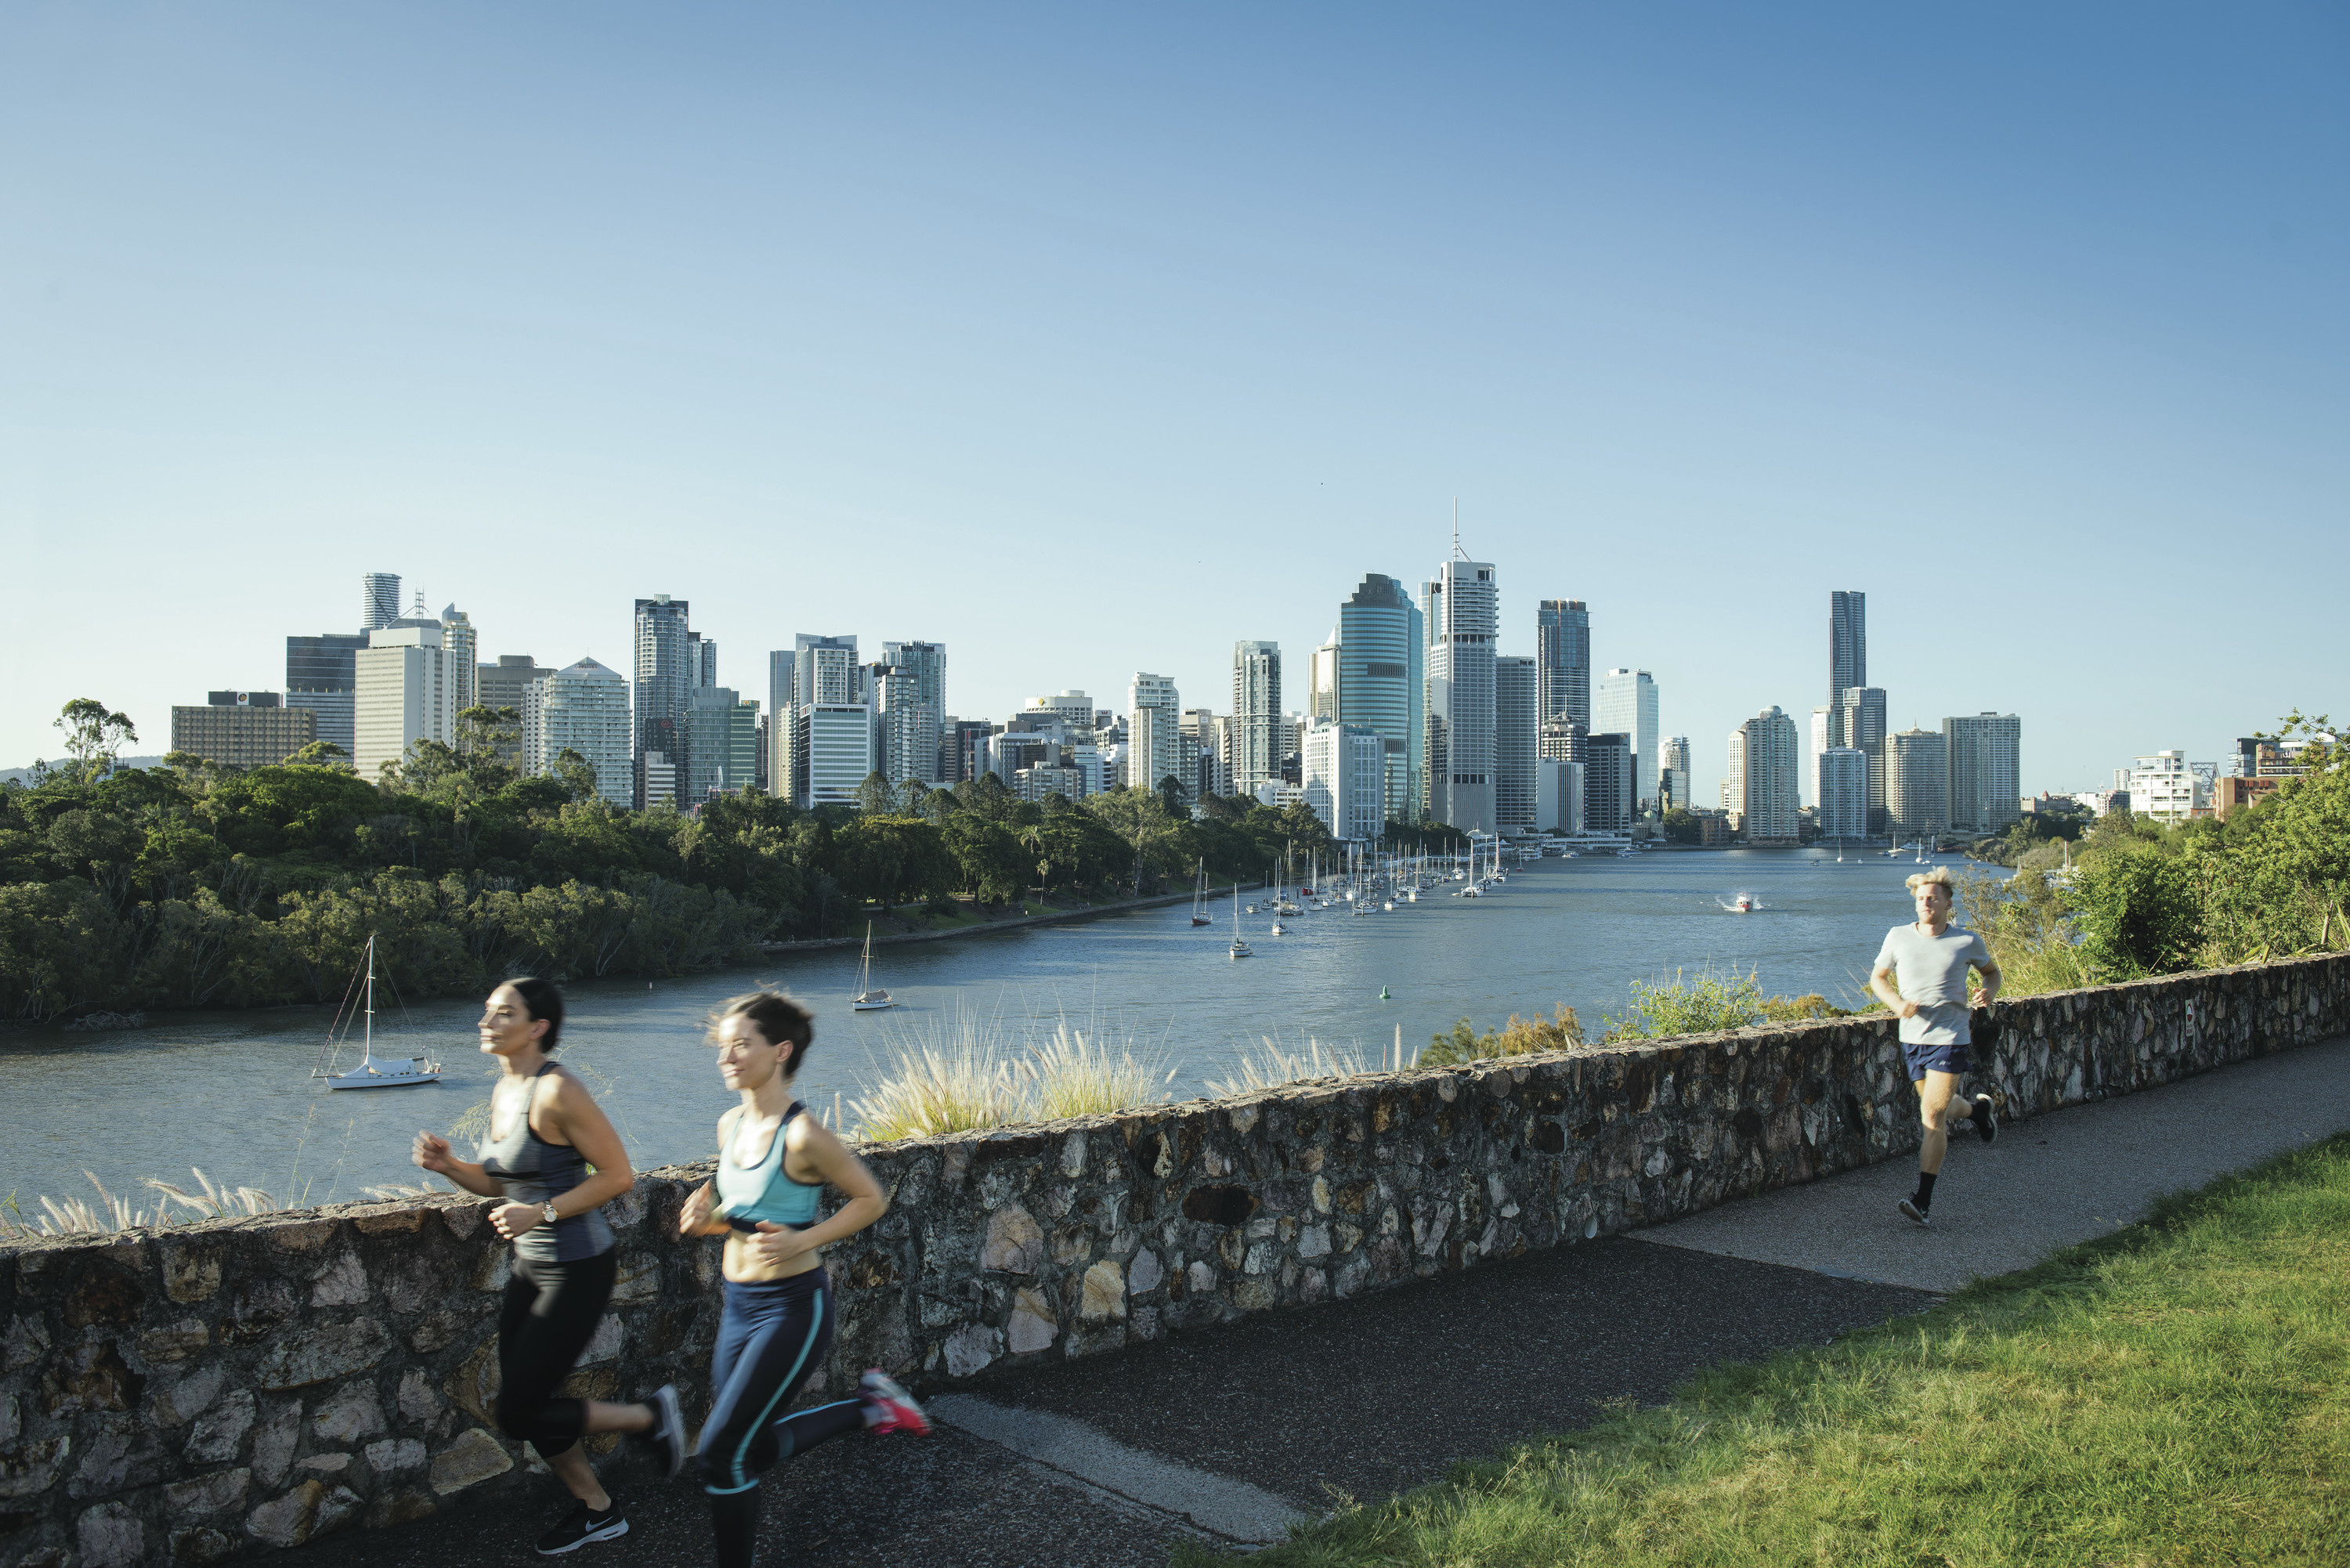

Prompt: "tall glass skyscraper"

[1495,656,1538,833]
[361,573,402,633]
[1337,573,1424,825]
[1829,591,1867,718]
[1230,641,1282,799]
[880,640,947,785]
[285,631,368,753]
[1425,557,1498,833]
[633,594,692,807]
[1595,668,1659,814]
[1536,600,1591,732]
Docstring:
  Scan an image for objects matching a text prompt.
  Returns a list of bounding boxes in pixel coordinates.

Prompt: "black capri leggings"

[495,1251,616,1459]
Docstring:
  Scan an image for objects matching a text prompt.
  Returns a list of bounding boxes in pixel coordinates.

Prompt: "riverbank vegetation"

[1181,1133,2350,1568]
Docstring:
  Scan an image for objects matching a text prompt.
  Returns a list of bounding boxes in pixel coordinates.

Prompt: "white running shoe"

[859,1368,931,1436]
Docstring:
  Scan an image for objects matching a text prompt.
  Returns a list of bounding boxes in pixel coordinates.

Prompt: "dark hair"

[505,977,566,1051]
[709,990,814,1076]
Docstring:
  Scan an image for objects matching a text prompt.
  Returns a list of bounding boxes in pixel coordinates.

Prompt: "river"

[0,847,1974,1217]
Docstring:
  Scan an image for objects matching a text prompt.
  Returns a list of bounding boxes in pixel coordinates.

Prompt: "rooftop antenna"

[1451,497,1464,560]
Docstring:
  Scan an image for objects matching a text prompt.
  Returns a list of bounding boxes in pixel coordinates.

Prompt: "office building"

[1817,746,1868,841]
[1338,573,1426,826]
[633,596,694,807]
[1889,728,1950,838]
[684,688,760,803]
[1536,759,1583,833]
[880,641,946,786]
[1944,713,2022,835]
[1730,706,1801,842]
[1582,732,1634,833]
[360,573,402,633]
[1309,629,1341,724]
[1230,641,1282,798]
[285,631,368,754]
[1830,591,1866,706]
[2128,750,2200,825]
[794,704,874,809]
[1595,668,1658,814]
[170,692,316,770]
[689,632,717,689]
[1536,599,1591,732]
[525,658,633,808]
[1129,673,1181,794]
[638,751,678,811]
[1027,691,1096,732]
[1424,557,1498,833]
[439,606,478,714]
[353,620,461,781]
[1495,655,1539,834]
[942,718,992,785]
[478,655,551,721]
[1659,736,1690,813]
[1835,686,1889,834]
[1806,706,1831,807]
[1538,717,1583,764]
[1302,721,1386,843]
[783,634,862,807]
[1182,710,1228,798]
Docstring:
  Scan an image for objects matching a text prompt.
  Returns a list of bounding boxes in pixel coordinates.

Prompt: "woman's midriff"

[721,1231,823,1284]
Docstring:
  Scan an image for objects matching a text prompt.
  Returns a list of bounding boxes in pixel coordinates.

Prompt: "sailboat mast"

[362,934,375,1067]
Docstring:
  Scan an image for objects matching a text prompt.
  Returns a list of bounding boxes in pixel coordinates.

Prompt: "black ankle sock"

[1969,1097,1990,1125]
[1912,1171,1938,1209]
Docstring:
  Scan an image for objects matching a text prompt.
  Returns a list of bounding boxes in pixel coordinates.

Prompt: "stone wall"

[5,953,2347,1566]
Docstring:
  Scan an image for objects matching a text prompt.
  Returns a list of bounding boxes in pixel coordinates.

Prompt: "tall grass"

[847,1006,1179,1142]
[0,1167,295,1241]
[1207,1028,1417,1097]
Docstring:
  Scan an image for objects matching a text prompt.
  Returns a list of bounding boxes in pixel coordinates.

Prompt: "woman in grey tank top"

[412,977,687,1553]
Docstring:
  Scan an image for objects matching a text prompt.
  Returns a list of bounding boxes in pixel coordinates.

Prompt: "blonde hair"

[1905,865,1958,898]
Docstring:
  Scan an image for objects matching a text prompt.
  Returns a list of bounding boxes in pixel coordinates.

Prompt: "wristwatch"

[541,1201,559,1226]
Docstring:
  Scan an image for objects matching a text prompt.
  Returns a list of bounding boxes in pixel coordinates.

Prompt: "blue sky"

[4,3,2344,793]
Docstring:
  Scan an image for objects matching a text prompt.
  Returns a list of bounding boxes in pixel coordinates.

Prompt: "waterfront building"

[638,750,677,811]
[1424,557,1498,833]
[354,620,460,781]
[1659,736,1690,813]
[1538,717,1584,764]
[1337,573,1425,825]
[1889,728,1950,838]
[1583,732,1634,833]
[284,630,368,755]
[1230,641,1282,799]
[1944,713,2022,835]
[1595,668,1658,815]
[1536,759,1584,834]
[526,657,633,807]
[685,688,759,803]
[2128,750,2200,825]
[439,607,478,714]
[1730,706,1801,843]
[171,692,316,769]
[1495,655,1539,834]
[1310,629,1341,724]
[794,703,873,809]
[633,596,694,807]
[360,573,402,633]
[1535,599,1591,732]
[1817,746,1868,841]
[1830,591,1867,706]
[1129,673,1182,794]
[1835,685,1889,834]
[879,641,947,786]
[1806,706,1831,807]
[1302,720,1386,843]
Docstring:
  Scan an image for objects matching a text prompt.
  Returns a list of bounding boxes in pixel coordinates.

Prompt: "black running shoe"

[1972,1093,1998,1144]
[642,1384,685,1479]
[1897,1196,1930,1227]
[536,1499,628,1555]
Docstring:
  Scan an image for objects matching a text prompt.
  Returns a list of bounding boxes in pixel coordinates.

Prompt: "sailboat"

[1228,886,1253,959]
[1190,859,1212,927]
[320,935,442,1089]
[852,923,893,1010]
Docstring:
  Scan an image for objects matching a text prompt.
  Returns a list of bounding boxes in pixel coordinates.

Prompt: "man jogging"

[1871,865,2002,1225]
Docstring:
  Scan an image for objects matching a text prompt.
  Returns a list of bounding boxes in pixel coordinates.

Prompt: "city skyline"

[7,9,2342,783]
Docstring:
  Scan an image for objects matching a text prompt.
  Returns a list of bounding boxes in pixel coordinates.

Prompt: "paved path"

[281,1038,2350,1568]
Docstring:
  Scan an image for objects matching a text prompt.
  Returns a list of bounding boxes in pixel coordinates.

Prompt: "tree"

[457,705,521,759]
[1156,774,1191,820]
[551,748,600,805]
[286,740,352,769]
[856,771,896,816]
[54,699,137,784]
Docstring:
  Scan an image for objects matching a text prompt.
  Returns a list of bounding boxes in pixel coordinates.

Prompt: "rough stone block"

[76,1500,145,1568]
[942,1324,1000,1379]
[165,1467,251,1516]
[1079,1260,1126,1323]
[978,1205,1043,1274]
[160,1244,224,1304]
[313,1381,387,1443]
[185,1390,256,1464]
[251,1401,302,1490]
[256,1318,391,1390]
[309,1252,370,1306]
[428,1429,513,1495]
[1005,1287,1058,1354]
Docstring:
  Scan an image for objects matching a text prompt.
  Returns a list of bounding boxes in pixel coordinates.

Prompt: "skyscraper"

[1302,721,1386,843]
[1889,728,1950,839]
[786,635,862,807]
[526,658,633,807]
[285,631,368,755]
[689,632,718,689]
[1338,573,1425,825]
[1309,629,1341,724]
[477,654,551,764]
[1817,747,1868,841]
[1836,685,1889,835]
[439,606,477,715]
[1128,674,1181,794]
[1731,706,1802,842]
[880,641,947,786]
[1230,641,1282,798]
[1583,732,1634,833]
[1495,655,1539,834]
[1425,557,1498,833]
[1659,736,1690,812]
[354,620,460,780]
[633,595,692,807]
[1944,713,2022,835]
[686,688,759,803]
[767,649,794,797]
[361,573,402,633]
[1830,591,1866,708]
[1595,668,1659,815]
[1536,600,1590,732]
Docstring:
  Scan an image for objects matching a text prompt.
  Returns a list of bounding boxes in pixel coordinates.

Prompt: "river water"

[0,847,1972,1216]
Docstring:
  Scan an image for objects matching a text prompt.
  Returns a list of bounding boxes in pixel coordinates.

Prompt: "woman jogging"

[412,978,688,1555]
[678,990,929,1568]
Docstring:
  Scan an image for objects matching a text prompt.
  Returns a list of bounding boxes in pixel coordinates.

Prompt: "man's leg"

[1899,1071,1963,1223]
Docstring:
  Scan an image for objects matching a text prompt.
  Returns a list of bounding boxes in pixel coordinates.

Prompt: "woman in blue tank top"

[675,990,931,1568]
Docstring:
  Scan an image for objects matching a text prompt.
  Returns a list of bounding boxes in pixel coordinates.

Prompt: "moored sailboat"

[853,923,893,1010]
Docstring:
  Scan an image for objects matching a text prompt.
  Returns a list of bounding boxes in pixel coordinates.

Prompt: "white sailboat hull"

[325,1060,441,1089]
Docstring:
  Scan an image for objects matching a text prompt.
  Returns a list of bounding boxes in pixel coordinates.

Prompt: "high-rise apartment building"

[1582,732,1634,833]
[525,658,632,807]
[1424,558,1498,833]
[361,573,402,633]
[1889,728,1950,839]
[1338,573,1425,826]
[1595,668,1659,814]
[689,632,717,689]
[1309,630,1341,724]
[633,595,693,807]
[1128,674,1182,795]
[285,631,368,755]
[1829,591,1866,707]
[685,688,760,804]
[1817,747,1868,841]
[1836,686,1889,835]
[1181,710,1228,799]
[1495,655,1539,834]
[1659,736,1690,811]
[477,655,551,718]
[1535,600,1591,732]
[1230,641,1282,798]
[879,641,947,786]
[794,705,873,809]
[1026,691,1095,732]
[1944,713,2022,836]
[2128,750,2199,825]
[354,620,461,780]
[783,634,862,807]
[1730,706,1801,842]
[1536,760,1583,833]
[1302,721,1386,843]
[171,692,316,769]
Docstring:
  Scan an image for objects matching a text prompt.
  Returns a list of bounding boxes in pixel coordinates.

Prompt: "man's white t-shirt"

[1875,922,1991,1045]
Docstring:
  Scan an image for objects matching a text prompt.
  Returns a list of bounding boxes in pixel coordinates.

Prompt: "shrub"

[1423,1005,1585,1067]
[2071,846,2203,977]
[1602,967,1769,1042]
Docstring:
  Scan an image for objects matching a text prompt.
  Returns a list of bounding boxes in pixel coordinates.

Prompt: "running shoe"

[1971,1094,1999,1145]
[640,1383,685,1479]
[859,1369,931,1436]
[1897,1196,1930,1227]
[535,1498,628,1555]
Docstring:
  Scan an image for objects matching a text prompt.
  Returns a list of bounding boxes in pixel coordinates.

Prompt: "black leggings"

[700,1270,868,1568]
[496,1251,617,1460]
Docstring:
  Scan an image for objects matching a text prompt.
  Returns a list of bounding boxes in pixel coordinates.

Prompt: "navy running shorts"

[1904,1039,1971,1080]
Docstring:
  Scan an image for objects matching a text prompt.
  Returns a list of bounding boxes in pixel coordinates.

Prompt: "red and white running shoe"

[859,1369,931,1436]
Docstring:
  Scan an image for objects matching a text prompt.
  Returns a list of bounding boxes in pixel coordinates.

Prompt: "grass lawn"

[1180,1135,2350,1568]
